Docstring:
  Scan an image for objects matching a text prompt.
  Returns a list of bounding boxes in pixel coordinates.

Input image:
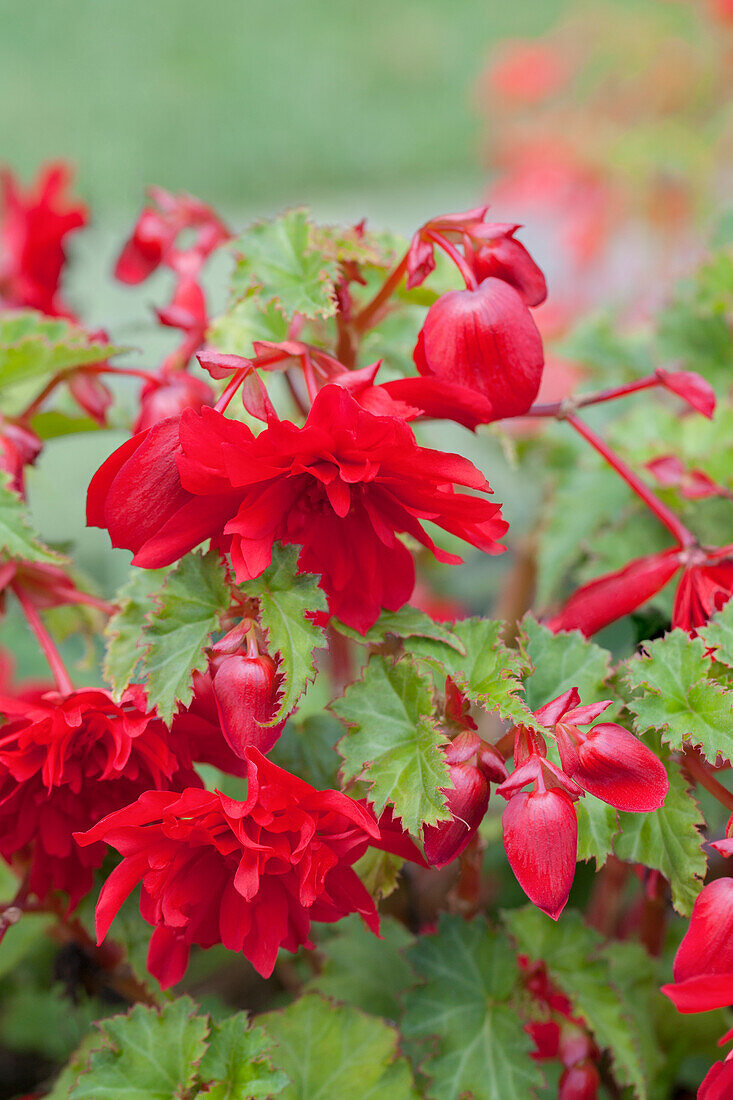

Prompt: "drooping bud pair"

[208,624,284,761]
[498,689,668,920]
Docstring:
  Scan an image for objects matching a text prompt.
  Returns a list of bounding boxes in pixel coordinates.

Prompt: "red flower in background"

[77,748,386,986]
[0,164,87,316]
[87,384,507,633]
[133,370,215,434]
[0,687,198,909]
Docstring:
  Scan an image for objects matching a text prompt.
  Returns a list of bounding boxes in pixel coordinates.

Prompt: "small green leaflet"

[306,914,414,1020]
[402,915,544,1100]
[614,748,706,916]
[239,545,326,721]
[230,210,339,321]
[207,292,289,360]
[0,311,127,394]
[70,998,209,1100]
[700,600,733,668]
[260,993,419,1100]
[333,655,451,835]
[141,551,230,724]
[332,603,465,655]
[413,617,533,726]
[103,568,169,699]
[624,630,733,763]
[196,1014,288,1100]
[504,907,649,1100]
[0,472,65,564]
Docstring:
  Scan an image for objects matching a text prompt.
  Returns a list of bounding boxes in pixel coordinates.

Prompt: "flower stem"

[682,747,733,812]
[353,252,409,334]
[565,413,696,547]
[519,375,660,419]
[13,584,74,695]
[427,231,478,291]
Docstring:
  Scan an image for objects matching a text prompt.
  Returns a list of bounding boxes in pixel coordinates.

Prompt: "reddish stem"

[215,366,250,414]
[683,747,733,811]
[427,231,478,291]
[565,413,696,548]
[519,375,660,419]
[13,584,73,695]
[353,251,409,334]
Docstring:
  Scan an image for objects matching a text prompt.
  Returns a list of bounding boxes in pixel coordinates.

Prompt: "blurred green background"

[1,0,566,217]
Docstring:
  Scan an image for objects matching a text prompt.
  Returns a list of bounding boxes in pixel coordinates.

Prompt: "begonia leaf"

[207,292,289,360]
[103,567,169,699]
[230,210,338,320]
[306,914,414,1020]
[410,617,532,725]
[268,713,342,790]
[624,630,733,763]
[402,914,544,1100]
[699,600,733,668]
[0,472,65,564]
[239,544,327,720]
[141,550,230,724]
[505,907,652,1099]
[333,655,451,835]
[196,1014,288,1100]
[613,746,706,915]
[70,997,209,1100]
[333,604,465,654]
[0,311,128,394]
[260,993,419,1100]
[309,222,396,269]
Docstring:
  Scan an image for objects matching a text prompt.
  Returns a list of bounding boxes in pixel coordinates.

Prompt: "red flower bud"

[423,760,490,868]
[556,721,668,813]
[211,651,284,759]
[470,229,547,307]
[0,419,42,495]
[558,1021,595,1068]
[502,787,577,920]
[662,879,733,1013]
[698,1056,733,1100]
[413,277,544,419]
[558,1060,600,1100]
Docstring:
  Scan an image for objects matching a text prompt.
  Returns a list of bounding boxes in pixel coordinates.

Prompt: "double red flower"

[88,383,507,632]
[77,748,388,986]
[0,686,197,909]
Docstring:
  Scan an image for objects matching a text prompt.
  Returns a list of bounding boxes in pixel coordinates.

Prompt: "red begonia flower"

[546,549,681,637]
[673,554,733,634]
[558,1061,600,1100]
[67,371,113,426]
[536,689,669,813]
[0,163,87,316]
[699,1055,733,1100]
[661,879,733,1012]
[413,278,544,419]
[133,372,215,434]
[487,39,570,106]
[645,455,723,501]
[87,384,507,633]
[0,687,197,910]
[115,187,229,284]
[0,418,42,496]
[76,748,385,986]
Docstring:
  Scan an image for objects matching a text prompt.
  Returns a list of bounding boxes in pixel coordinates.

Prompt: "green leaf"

[0,311,128,394]
[268,713,342,790]
[0,472,64,564]
[240,544,327,720]
[70,998,209,1100]
[614,749,706,915]
[402,915,544,1100]
[230,210,338,320]
[260,993,419,1100]
[332,604,465,654]
[353,846,403,903]
[30,410,100,439]
[699,600,733,668]
[333,655,450,834]
[103,568,169,699]
[196,1014,288,1100]
[505,907,648,1100]
[306,915,414,1020]
[207,292,289,360]
[624,630,733,763]
[141,551,230,724]
[309,222,396,269]
[415,617,533,726]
